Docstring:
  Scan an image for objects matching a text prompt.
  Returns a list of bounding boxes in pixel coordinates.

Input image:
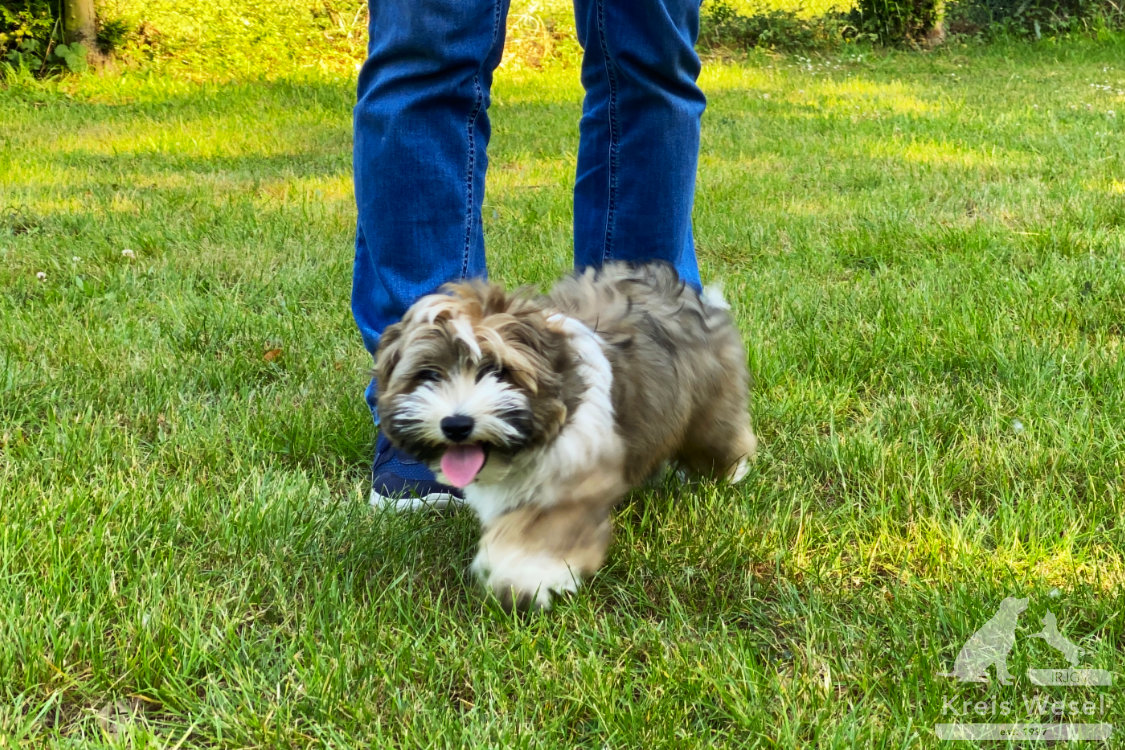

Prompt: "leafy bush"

[943,0,1125,37]
[1,0,54,69]
[2,0,103,74]
[848,0,941,44]
[1,2,52,46]
[99,0,369,77]
[504,1,581,69]
[52,40,88,71]
[700,0,850,52]
[96,15,129,54]
[3,0,372,78]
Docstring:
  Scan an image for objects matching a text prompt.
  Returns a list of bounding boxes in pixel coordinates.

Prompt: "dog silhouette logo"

[936,595,1114,741]
[940,596,1028,684]
[1026,609,1112,687]
[1029,611,1084,667]
[940,595,1112,687]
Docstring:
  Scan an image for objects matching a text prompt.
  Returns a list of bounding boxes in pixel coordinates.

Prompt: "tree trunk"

[62,0,103,66]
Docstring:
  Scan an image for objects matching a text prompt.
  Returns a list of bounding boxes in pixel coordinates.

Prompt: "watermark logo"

[935,593,1113,741]
[939,596,1028,685]
[1027,610,1111,687]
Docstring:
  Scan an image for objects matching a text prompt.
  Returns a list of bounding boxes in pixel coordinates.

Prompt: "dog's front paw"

[471,545,581,612]
[470,503,610,611]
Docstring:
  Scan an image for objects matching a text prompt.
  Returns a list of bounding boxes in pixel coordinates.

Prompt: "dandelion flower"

[36,271,46,281]
[121,248,136,258]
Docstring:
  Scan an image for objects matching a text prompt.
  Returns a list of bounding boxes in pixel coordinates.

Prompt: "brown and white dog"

[374,261,757,609]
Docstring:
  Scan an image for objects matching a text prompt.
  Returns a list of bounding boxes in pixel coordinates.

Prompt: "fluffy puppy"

[374,261,757,610]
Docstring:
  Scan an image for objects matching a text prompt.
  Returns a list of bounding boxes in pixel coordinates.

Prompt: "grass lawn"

[2,36,1125,747]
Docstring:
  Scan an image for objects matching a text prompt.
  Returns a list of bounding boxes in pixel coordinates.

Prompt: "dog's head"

[374,280,582,488]
[1000,596,1030,615]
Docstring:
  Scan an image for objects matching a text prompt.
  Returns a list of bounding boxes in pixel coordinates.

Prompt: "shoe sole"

[369,489,464,512]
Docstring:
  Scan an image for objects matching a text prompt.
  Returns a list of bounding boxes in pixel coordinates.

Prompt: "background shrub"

[1,1,54,53]
[700,0,851,52]
[0,0,101,73]
[503,0,581,69]
[943,0,1125,37]
[2,0,58,71]
[848,0,941,44]
[5,0,1124,80]
[99,0,369,76]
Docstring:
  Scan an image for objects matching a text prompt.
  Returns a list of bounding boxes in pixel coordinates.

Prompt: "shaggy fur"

[375,261,757,610]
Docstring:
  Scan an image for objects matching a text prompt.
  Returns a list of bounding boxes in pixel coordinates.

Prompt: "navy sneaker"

[369,433,464,511]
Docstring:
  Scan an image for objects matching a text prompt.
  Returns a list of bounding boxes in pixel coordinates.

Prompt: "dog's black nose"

[441,415,475,442]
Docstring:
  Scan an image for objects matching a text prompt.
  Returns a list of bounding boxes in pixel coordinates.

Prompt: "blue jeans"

[352,0,706,417]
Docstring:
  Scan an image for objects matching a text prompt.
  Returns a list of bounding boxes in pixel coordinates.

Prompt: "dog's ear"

[373,321,405,388]
[502,314,570,397]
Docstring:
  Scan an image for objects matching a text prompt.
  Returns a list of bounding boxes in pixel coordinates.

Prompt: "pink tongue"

[440,444,486,488]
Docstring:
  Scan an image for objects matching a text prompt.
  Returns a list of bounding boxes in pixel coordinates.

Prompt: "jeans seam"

[594,0,619,264]
[463,78,482,280]
[462,0,506,280]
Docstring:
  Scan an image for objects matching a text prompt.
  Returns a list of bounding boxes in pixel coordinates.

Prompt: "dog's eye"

[476,363,509,382]
[415,368,442,383]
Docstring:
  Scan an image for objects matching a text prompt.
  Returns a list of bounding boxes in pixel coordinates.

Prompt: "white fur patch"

[701,281,730,311]
[406,296,484,359]
[393,371,528,448]
[729,456,750,483]
[470,543,581,610]
[463,314,625,524]
[411,294,456,324]
[448,316,482,359]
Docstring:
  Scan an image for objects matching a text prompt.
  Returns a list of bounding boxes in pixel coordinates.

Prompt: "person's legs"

[572,0,705,289]
[353,0,511,419]
[353,0,510,505]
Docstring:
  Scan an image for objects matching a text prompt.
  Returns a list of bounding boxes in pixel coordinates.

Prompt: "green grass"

[3,36,1125,747]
